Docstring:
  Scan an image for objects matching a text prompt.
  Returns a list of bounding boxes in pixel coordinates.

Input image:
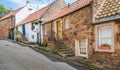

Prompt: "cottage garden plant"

[99,43,111,50]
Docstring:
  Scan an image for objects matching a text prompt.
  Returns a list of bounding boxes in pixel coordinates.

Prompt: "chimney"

[26,0,33,11]
[68,3,72,9]
[26,0,30,6]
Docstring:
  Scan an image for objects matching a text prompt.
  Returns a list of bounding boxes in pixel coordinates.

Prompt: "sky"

[0,0,77,10]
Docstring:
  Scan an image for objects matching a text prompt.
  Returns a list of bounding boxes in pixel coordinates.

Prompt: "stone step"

[61,50,74,54]
[58,48,70,51]
[57,52,75,58]
[58,46,68,49]
[65,53,75,57]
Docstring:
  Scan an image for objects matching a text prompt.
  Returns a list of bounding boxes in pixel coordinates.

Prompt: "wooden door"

[57,21,62,40]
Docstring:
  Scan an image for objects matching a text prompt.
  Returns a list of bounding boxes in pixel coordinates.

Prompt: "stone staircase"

[54,40,75,58]
[15,31,28,42]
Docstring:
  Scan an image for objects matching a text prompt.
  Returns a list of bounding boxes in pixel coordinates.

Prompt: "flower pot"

[99,46,110,50]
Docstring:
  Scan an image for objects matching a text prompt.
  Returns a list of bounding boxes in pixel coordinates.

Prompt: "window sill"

[95,49,115,53]
[63,28,71,30]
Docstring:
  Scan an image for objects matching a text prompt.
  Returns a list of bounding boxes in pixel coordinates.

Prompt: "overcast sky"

[0,0,76,10]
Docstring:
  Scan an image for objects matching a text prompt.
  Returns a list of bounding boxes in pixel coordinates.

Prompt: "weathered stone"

[0,17,15,39]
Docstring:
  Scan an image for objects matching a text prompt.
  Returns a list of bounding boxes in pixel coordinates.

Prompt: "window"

[75,39,88,58]
[65,18,69,29]
[95,23,114,52]
[31,23,35,30]
[79,40,87,55]
[98,26,112,47]
[32,35,34,39]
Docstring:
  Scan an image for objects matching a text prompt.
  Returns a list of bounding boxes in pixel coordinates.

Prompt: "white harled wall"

[15,5,36,33]
[25,23,39,42]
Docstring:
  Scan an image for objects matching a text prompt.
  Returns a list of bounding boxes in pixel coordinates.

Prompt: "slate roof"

[46,0,92,23]
[95,0,120,19]
[0,7,24,21]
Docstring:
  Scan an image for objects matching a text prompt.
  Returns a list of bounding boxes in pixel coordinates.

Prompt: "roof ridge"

[16,1,55,27]
[46,0,91,23]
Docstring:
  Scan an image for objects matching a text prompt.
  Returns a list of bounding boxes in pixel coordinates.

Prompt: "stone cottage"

[0,1,36,40]
[0,7,23,40]
[43,0,92,58]
[16,0,66,43]
[92,0,120,61]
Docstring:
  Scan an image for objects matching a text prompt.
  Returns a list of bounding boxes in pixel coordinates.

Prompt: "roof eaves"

[93,14,120,24]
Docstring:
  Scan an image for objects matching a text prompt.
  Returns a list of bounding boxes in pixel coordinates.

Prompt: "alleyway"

[0,40,89,70]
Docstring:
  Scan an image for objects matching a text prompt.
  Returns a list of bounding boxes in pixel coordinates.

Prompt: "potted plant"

[99,43,111,50]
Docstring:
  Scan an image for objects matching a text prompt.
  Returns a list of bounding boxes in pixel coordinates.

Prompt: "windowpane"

[65,18,69,29]
[79,40,87,54]
[99,26,112,47]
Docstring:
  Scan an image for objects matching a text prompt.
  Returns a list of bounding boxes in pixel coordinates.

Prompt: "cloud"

[7,0,50,9]
[65,0,77,4]
[6,0,76,10]
[7,0,25,5]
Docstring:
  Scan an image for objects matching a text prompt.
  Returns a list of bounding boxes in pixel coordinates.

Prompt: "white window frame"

[75,39,88,58]
[44,26,47,35]
[95,22,115,52]
[65,18,69,29]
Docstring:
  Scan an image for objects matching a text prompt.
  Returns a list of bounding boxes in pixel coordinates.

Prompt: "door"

[56,21,62,40]
[22,25,26,35]
[11,29,14,40]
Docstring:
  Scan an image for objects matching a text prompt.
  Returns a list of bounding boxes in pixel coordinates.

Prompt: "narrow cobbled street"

[0,40,89,70]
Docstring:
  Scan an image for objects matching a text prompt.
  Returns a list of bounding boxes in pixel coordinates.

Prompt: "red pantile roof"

[18,4,51,26]
[46,0,92,23]
[95,0,120,19]
[0,7,24,21]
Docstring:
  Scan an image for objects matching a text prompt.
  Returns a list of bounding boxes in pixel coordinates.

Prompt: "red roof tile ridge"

[46,0,92,23]
[16,2,54,27]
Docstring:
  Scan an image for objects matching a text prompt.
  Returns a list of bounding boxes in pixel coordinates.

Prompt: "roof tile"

[95,0,120,19]
[18,4,52,26]
[46,0,92,22]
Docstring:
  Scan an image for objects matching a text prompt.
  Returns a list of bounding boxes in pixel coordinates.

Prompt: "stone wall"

[43,5,93,57]
[92,21,120,68]
[62,6,92,51]
[0,17,14,39]
[43,22,52,42]
[42,0,66,21]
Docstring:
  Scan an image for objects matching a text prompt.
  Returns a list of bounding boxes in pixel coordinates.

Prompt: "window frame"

[75,39,88,58]
[31,23,35,30]
[95,22,115,52]
[65,18,69,29]
[44,26,47,35]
